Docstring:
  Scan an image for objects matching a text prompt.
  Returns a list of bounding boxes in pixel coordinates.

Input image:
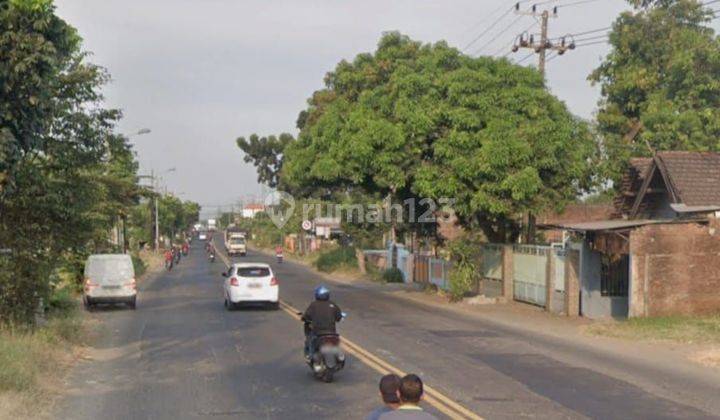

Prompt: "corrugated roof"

[542,219,666,232]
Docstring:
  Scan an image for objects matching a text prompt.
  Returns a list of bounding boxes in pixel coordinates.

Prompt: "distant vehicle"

[226,234,247,256]
[198,231,208,241]
[224,225,247,244]
[222,263,279,310]
[207,218,217,231]
[83,254,136,310]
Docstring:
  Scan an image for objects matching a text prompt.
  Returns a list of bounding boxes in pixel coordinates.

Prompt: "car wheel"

[225,298,235,311]
[269,301,280,310]
[128,297,137,310]
[84,298,94,311]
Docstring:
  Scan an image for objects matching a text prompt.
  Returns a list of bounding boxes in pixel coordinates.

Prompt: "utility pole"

[510,4,575,243]
[510,5,575,78]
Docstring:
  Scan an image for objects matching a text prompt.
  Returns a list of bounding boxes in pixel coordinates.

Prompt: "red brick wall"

[540,204,614,243]
[630,221,720,317]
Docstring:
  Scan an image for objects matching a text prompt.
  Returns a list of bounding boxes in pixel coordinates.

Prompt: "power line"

[459,2,516,39]
[549,26,610,40]
[472,14,526,55]
[574,39,610,47]
[556,0,603,8]
[516,51,535,64]
[573,33,610,42]
[462,6,515,51]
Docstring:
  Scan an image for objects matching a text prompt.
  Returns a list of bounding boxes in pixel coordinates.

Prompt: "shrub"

[131,253,147,277]
[47,286,76,316]
[382,267,405,283]
[448,264,474,301]
[314,247,358,272]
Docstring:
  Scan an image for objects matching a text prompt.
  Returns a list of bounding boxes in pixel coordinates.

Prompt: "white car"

[223,263,278,310]
[83,254,137,309]
[198,232,208,241]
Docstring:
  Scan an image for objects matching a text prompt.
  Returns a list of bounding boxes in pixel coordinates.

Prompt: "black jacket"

[302,300,342,336]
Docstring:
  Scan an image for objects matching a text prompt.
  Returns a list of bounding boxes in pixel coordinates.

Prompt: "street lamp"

[139,167,177,252]
[125,128,151,138]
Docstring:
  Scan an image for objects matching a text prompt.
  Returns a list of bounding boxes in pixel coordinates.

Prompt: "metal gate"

[414,254,429,283]
[429,258,450,290]
[512,245,549,306]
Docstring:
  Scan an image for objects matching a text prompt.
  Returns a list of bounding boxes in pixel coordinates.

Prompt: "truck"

[225,233,247,256]
[224,225,247,256]
[207,219,217,231]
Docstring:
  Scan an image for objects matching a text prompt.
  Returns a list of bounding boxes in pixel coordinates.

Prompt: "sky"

[53,0,633,218]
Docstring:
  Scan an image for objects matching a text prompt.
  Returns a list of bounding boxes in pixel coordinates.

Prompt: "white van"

[83,254,137,309]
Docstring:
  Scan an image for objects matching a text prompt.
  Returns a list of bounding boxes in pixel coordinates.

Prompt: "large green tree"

[0,0,141,323]
[281,32,597,242]
[590,0,720,181]
[236,133,294,188]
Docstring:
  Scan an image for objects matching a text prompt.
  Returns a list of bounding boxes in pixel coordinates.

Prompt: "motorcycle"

[276,253,283,264]
[305,312,347,383]
[208,252,215,263]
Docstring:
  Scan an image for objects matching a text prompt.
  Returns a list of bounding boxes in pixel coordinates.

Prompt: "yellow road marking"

[279,301,483,420]
[217,245,482,419]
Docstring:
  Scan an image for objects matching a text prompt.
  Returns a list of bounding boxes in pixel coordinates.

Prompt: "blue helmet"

[314,285,330,301]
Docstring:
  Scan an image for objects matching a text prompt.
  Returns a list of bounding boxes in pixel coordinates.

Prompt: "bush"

[448,264,474,301]
[314,247,358,272]
[382,267,405,283]
[47,286,76,316]
[131,253,147,277]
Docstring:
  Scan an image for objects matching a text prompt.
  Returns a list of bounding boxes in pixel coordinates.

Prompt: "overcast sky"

[54,0,634,217]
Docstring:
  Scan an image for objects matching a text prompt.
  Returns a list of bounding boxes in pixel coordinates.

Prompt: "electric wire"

[462,6,515,51]
[556,0,603,8]
[472,14,526,56]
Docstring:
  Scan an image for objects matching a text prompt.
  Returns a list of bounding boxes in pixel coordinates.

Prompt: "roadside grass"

[0,286,86,419]
[587,315,720,344]
[314,247,357,273]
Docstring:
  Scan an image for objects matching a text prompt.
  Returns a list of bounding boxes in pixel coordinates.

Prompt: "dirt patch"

[690,348,720,368]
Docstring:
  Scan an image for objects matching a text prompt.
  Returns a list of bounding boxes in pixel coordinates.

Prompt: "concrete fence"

[366,242,581,316]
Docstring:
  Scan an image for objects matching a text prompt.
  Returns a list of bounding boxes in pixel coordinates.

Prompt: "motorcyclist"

[275,245,283,263]
[182,242,189,255]
[207,243,216,262]
[164,249,174,270]
[301,285,342,361]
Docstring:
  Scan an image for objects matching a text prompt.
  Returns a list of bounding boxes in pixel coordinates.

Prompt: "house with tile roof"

[613,151,720,220]
[542,151,720,318]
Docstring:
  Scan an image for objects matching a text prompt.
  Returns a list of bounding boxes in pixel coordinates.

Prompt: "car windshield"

[230,237,245,245]
[236,267,270,277]
[85,256,134,283]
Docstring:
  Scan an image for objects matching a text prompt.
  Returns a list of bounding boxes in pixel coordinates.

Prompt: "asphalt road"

[55,241,720,420]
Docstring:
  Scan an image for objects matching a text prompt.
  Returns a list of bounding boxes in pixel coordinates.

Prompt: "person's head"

[314,285,330,301]
[398,374,424,404]
[378,374,401,406]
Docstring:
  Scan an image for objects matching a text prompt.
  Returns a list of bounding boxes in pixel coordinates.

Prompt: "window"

[236,267,271,277]
[601,254,629,297]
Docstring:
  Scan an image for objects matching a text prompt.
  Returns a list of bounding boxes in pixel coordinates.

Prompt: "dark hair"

[379,374,401,404]
[399,374,424,403]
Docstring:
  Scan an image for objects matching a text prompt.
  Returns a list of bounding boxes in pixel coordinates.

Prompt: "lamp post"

[125,128,151,138]
[139,167,176,252]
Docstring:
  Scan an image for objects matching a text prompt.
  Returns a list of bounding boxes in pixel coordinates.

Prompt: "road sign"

[301,220,312,231]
